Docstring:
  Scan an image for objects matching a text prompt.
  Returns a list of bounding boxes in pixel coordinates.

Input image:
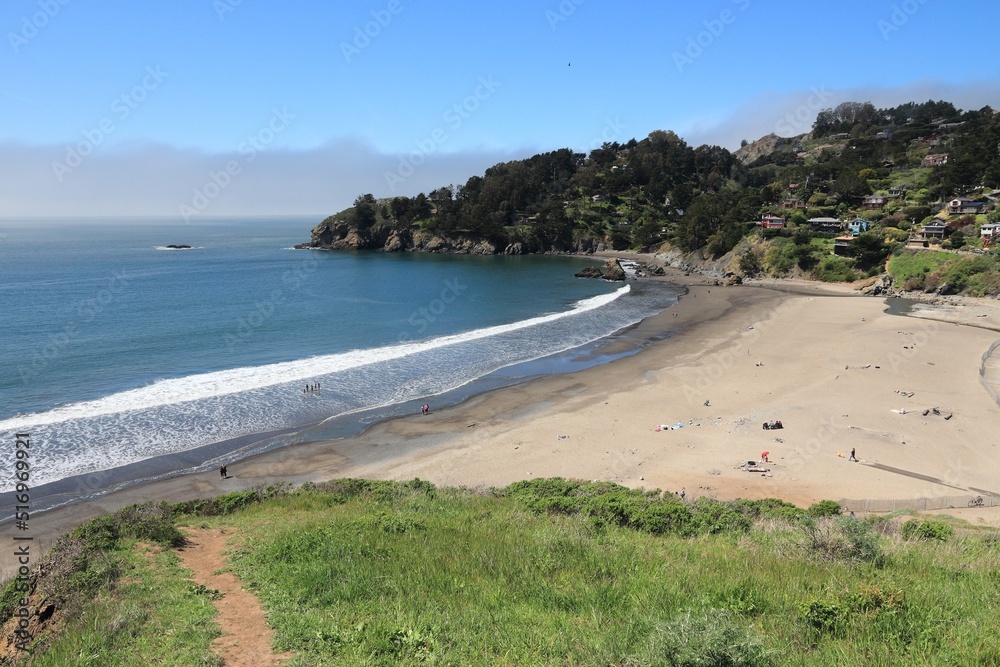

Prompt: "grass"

[4,480,1000,666]
[888,249,1000,295]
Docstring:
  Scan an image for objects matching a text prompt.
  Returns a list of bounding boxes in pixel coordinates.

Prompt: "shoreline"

[4,262,1000,575]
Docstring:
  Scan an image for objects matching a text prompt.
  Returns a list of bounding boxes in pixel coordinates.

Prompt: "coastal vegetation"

[4,479,1000,665]
[303,99,1000,295]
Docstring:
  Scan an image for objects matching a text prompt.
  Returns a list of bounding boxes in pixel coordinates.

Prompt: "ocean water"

[0,218,679,499]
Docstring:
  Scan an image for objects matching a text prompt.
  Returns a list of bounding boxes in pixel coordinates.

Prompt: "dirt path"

[176,527,293,667]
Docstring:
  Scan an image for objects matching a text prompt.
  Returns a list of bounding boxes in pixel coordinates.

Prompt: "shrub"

[900,519,954,542]
[647,608,774,667]
[807,500,842,517]
[804,516,883,563]
[689,497,753,535]
[801,598,846,633]
[812,255,857,282]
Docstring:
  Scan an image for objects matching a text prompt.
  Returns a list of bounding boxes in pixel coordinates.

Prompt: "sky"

[1,0,999,219]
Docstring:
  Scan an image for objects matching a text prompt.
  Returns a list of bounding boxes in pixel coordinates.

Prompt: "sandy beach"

[5,264,1000,575]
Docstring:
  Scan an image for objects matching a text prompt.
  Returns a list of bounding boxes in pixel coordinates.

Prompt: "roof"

[808,217,840,223]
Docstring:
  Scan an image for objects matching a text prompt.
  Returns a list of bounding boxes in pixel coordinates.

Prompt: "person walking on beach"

[220,464,227,479]
[680,487,686,501]
[849,448,857,462]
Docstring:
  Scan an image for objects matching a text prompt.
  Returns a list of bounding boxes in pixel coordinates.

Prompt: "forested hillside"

[303,100,1000,292]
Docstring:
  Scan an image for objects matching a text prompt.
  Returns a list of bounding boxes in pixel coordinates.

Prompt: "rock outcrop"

[604,258,627,281]
[575,266,603,279]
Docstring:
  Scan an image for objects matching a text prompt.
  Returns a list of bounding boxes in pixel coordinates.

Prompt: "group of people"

[303,382,321,394]
[420,403,431,415]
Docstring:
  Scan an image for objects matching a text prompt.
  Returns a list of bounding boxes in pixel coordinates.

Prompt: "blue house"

[848,218,869,236]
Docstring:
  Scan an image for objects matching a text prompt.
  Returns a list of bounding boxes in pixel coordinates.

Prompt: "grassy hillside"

[3,480,1000,666]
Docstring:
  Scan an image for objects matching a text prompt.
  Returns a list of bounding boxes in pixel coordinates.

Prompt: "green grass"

[5,481,1000,666]
[888,250,1000,295]
[14,543,221,666]
[887,250,954,289]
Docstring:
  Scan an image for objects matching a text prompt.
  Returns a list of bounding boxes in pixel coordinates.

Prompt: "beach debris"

[467,422,476,428]
[706,469,721,476]
[557,435,569,440]
[773,437,784,443]
[896,390,915,398]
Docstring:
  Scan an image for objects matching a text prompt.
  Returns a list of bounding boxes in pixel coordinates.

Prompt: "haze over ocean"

[0,218,678,492]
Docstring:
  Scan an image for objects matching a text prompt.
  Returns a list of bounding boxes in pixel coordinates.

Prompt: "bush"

[647,608,774,667]
[804,516,883,563]
[807,500,842,517]
[900,519,953,542]
[812,255,858,282]
[689,497,753,535]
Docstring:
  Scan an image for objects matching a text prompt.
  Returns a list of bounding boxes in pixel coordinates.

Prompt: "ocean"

[0,217,680,508]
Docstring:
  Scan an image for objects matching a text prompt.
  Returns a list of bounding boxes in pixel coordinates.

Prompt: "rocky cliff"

[296,215,608,256]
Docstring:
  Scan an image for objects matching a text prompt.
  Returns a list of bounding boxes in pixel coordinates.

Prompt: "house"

[758,213,785,229]
[863,195,886,210]
[831,132,850,140]
[781,197,806,209]
[888,185,908,197]
[833,236,855,256]
[922,153,949,167]
[947,198,987,215]
[980,223,1000,243]
[875,128,893,139]
[921,221,948,239]
[848,218,869,236]
[808,217,842,234]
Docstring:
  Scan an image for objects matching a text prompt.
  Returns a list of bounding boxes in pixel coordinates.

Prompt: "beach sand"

[5,267,1000,575]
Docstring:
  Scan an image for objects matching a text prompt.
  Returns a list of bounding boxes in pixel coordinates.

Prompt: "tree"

[352,194,377,229]
[849,231,892,272]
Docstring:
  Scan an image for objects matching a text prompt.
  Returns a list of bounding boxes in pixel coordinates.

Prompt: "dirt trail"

[177,527,293,667]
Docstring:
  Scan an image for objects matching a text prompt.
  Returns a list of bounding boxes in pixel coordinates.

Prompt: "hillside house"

[922,153,949,167]
[759,213,786,229]
[863,195,886,210]
[808,217,842,234]
[833,236,855,256]
[848,218,870,236]
[947,198,987,215]
[759,213,785,229]
[981,223,1000,244]
[781,197,806,209]
[888,185,908,197]
[921,221,948,239]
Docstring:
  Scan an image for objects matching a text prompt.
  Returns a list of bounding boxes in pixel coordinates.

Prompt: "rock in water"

[604,258,627,281]
[575,266,604,278]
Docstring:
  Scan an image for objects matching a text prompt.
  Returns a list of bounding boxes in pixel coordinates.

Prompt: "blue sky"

[2,0,998,218]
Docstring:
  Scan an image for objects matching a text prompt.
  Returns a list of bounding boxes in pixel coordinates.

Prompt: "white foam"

[0,285,629,432]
